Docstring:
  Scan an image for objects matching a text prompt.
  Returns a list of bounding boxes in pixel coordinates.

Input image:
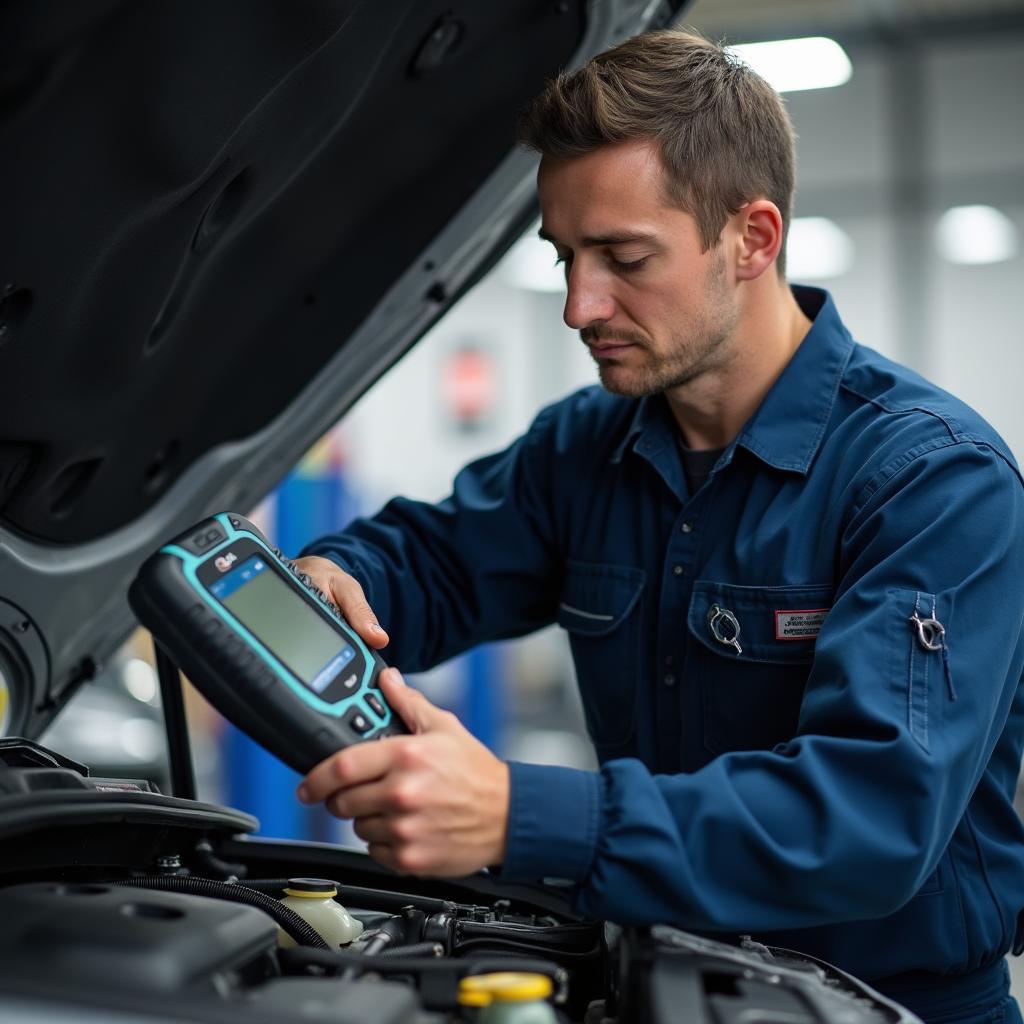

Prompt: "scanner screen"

[209,555,355,692]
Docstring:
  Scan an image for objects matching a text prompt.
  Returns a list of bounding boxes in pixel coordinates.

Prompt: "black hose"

[111,875,328,949]
[377,942,443,958]
[192,839,247,881]
[240,877,292,894]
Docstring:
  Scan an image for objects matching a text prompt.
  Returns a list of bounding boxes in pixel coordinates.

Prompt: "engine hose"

[376,942,443,959]
[192,839,247,881]
[111,875,328,949]
[237,878,293,894]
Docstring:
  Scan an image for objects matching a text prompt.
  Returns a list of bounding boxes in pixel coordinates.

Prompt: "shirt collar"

[610,286,855,476]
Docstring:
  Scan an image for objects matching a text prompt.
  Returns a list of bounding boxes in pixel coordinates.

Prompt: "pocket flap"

[557,561,645,637]
[687,580,833,663]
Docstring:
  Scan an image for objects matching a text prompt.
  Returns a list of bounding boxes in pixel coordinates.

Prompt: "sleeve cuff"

[498,761,602,883]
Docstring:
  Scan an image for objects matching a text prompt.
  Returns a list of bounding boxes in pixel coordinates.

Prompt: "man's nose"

[563,264,615,330]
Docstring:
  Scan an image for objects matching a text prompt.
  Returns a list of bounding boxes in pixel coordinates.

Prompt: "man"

[295,29,1024,1024]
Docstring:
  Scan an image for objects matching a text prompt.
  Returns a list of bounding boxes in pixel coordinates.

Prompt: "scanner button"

[340,673,358,693]
[344,707,373,736]
[365,693,386,718]
[192,525,226,550]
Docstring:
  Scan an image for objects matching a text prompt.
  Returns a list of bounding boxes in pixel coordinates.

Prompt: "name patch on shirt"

[775,608,830,641]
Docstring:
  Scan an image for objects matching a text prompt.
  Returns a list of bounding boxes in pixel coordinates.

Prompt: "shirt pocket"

[557,560,645,751]
[687,580,833,756]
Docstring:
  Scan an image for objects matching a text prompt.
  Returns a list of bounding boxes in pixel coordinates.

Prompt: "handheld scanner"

[129,512,407,776]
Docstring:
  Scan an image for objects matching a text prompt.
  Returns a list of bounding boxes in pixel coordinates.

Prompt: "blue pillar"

[463,644,505,753]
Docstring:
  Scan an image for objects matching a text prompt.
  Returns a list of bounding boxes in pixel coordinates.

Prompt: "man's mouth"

[587,340,637,359]
[593,342,630,358]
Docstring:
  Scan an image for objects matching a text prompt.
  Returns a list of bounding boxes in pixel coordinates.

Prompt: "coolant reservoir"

[457,972,557,1023]
[277,877,363,948]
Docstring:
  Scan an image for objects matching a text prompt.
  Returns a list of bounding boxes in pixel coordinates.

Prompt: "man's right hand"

[290,555,390,650]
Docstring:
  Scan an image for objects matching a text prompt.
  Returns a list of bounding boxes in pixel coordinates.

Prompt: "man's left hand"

[297,668,510,877]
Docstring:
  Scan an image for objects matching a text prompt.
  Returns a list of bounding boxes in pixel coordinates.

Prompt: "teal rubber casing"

[129,512,406,775]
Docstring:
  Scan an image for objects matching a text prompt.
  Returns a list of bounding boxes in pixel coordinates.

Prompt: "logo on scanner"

[775,608,829,641]
[214,553,238,573]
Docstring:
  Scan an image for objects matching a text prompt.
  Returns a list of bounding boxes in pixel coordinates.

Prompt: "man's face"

[537,139,739,397]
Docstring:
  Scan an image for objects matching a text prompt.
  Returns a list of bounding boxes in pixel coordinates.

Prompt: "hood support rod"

[153,642,196,800]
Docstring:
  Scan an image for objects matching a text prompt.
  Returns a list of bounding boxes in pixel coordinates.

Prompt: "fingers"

[325,778,401,820]
[290,555,389,648]
[352,814,394,845]
[380,669,460,735]
[298,740,396,804]
[297,675,464,806]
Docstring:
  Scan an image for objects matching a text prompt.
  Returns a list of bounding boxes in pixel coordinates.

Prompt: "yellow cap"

[283,879,338,899]
[456,987,493,1008]
[458,973,553,1005]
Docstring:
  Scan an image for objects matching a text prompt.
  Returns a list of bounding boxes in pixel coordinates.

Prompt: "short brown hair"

[518,29,796,275]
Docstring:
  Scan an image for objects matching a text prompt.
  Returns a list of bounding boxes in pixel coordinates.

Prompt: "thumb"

[379,668,453,735]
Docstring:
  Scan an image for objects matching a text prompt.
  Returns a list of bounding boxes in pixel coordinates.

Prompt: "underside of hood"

[0,0,687,739]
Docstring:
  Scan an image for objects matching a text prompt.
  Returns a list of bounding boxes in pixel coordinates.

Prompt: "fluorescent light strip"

[728,37,852,93]
[786,217,855,280]
[935,205,1018,265]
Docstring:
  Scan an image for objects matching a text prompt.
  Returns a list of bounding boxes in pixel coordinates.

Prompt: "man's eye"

[611,256,649,273]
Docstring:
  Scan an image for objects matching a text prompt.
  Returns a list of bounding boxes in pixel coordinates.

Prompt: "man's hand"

[291,555,389,650]
[297,669,510,877]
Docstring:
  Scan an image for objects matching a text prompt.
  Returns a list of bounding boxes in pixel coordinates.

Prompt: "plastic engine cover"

[0,882,277,992]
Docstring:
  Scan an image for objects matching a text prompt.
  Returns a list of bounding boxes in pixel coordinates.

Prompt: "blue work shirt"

[304,286,1024,994]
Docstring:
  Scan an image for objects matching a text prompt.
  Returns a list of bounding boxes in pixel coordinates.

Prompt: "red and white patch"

[775,608,829,641]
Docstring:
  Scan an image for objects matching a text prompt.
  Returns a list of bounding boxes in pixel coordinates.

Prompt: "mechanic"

[295,29,1024,1024]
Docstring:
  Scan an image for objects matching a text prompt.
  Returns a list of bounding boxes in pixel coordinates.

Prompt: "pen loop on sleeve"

[910,612,944,652]
[910,594,956,701]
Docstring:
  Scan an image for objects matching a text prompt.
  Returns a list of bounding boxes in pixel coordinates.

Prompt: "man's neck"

[664,281,813,450]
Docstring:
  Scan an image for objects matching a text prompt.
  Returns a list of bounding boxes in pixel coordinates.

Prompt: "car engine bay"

[0,740,916,1024]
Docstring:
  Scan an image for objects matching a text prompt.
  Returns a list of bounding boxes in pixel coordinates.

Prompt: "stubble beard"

[593,251,738,398]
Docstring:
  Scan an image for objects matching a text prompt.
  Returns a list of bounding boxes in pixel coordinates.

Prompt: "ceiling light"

[935,205,1018,265]
[502,231,565,293]
[728,37,852,93]
[122,657,158,704]
[786,217,855,280]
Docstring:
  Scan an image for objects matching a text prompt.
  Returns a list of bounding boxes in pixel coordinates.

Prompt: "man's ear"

[732,200,784,281]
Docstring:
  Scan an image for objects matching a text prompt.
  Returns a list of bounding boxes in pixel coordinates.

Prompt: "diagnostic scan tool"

[129,513,406,775]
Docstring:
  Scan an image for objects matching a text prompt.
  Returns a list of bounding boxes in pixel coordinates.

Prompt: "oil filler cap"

[458,972,554,1006]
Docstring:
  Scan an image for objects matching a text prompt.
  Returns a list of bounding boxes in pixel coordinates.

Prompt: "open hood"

[0,0,688,739]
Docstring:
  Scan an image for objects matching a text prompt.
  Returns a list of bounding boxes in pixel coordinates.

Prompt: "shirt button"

[673,564,684,576]
[664,673,676,687]
[681,521,694,533]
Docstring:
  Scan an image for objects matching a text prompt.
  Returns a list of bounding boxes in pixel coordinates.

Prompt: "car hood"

[0,0,687,739]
